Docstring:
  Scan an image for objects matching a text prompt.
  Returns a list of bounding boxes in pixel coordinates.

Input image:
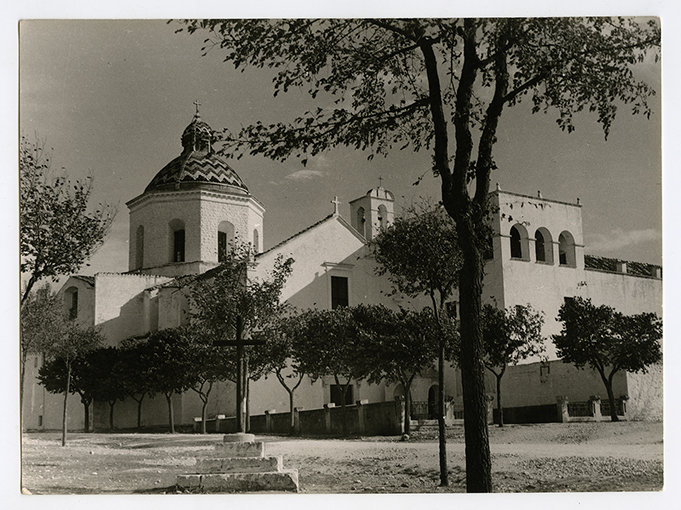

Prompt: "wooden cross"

[214,316,265,433]
[193,99,201,115]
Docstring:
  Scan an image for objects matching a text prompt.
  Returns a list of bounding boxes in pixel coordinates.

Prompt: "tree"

[87,347,127,431]
[145,327,197,433]
[352,305,451,435]
[20,134,116,307]
[20,284,64,419]
[177,18,660,491]
[118,337,157,431]
[249,312,306,435]
[183,329,235,434]
[294,307,369,435]
[480,304,545,427]
[188,241,293,432]
[371,203,462,486]
[39,324,103,445]
[553,297,662,422]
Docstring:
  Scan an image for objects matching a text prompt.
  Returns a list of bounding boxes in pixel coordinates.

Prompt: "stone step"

[177,470,299,493]
[196,456,283,474]
[213,441,265,458]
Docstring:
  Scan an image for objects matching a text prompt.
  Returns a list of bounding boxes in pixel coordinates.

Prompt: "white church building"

[22,110,663,432]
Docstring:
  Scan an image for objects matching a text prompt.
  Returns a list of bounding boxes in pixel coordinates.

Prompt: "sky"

[6,3,681,510]
[18,17,663,280]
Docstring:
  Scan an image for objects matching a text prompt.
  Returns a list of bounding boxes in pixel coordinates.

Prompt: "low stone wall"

[196,399,405,436]
[196,394,632,434]
[493,404,558,424]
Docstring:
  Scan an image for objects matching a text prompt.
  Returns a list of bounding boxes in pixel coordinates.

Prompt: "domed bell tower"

[349,183,395,241]
[126,104,265,278]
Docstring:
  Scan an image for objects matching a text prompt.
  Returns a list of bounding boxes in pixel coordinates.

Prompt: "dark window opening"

[510,227,522,258]
[38,415,43,427]
[535,231,545,262]
[330,384,354,407]
[69,290,78,320]
[428,385,439,419]
[331,276,349,309]
[174,229,185,262]
[218,231,227,263]
[559,232,575,267]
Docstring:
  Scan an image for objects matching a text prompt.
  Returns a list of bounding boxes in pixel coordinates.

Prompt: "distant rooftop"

[584,255,661,279]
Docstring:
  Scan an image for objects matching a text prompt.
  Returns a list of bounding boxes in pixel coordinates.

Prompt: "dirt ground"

[20,421,663,494]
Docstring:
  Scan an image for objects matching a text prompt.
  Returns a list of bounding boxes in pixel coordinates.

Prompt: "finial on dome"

[193,99,202,118]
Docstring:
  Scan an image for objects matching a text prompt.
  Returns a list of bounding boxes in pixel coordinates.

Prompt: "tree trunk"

[136,396,144,430]
[166,393,175,433]
[108,402,115,430]
[82,399,90,432]
[438,339,448,486]
[288,388,295,435]
[605,372,620,422]
[20,349,28,426]
[336,375,350,436]
[496,374,503,427]
[276,370,302,436]
[245,359,251,432]
[201,397,209,434]
[403,379,413,435]
[61,362,71,447]
[458,252,493,492]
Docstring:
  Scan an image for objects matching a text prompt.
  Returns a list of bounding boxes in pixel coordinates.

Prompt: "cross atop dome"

[193,99,201,116]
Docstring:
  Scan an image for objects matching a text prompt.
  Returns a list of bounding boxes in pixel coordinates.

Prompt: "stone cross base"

[176,433,299,493]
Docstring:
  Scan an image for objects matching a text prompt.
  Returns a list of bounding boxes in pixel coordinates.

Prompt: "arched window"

[252,229,260,254]
[356,207,366,237]
[169,219,185,263]
[377,205,388,229]
[64,287,78,320]
[534,228,554,264]
[559,231,576,267]
[509,223,530,260]
[135,225,144,269]
[510,227,522,258]
[218,221,235,262]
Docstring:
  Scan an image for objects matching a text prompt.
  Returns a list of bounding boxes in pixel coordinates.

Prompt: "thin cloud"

[586,228,661,253]
[284,170,325,181]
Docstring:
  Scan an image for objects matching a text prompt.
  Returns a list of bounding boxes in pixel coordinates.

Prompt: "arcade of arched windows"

[506,223,575,267]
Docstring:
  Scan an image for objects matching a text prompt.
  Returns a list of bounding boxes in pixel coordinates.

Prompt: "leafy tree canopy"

[20,135,116,306]
[481,303,546,372]
[371,202,462,307]
[189,242,294,343]
[293,306,368,386]
[553,297,661,422]
[553,297,661,375]
[21,284,65,358]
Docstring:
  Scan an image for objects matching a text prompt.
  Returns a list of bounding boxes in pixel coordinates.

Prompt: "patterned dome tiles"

[145,151,249,193]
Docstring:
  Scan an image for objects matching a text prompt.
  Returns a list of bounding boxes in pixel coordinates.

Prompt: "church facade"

[22,111,663,431]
